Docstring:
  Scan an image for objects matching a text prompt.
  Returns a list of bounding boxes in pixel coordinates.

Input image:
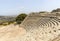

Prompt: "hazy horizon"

[0,0,60,16]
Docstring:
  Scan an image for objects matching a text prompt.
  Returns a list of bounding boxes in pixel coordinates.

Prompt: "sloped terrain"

[20,12,60,41]
[0,24,26,41]
[0,12,60,41]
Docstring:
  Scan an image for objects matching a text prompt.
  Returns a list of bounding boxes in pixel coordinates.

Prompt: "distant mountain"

[0,16,16,23]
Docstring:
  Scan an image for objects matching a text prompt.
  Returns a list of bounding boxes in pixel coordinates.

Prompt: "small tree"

[16,13,27,24]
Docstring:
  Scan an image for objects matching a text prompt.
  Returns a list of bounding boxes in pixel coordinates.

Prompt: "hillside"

[0,11,60,41]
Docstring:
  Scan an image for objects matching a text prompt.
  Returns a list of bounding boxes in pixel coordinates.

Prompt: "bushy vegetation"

[0,13,27,26]
[0,16,16,26]
[0,21,15,26]
[15,13,27,24]
[51,8,60,12]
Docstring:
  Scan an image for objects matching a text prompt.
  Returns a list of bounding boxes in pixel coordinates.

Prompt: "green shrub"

[16,13,27,24]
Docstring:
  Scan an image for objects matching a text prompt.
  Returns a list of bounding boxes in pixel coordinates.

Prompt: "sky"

[0,0,60,16]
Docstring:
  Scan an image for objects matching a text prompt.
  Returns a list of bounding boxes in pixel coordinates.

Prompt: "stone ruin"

[20,12,60,41]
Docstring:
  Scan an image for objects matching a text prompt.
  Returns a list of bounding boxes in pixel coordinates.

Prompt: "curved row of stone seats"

[37,18,49,27]
[52,18,59,25]
[23,21,37,30]
[21,13,60,30]
[43,18,53,27]
[22,17,43,25]
[52,18,60,26]
[43,18,59,27]
[49,19,56,26]
[41,18,52,27]
[29,13,59,18]
[43,19,51,27]
[25,18,47,28]
[49,20,57,27]
[21,17,60,30]
[53,17,60,23]
[21,18,43,30]
[38,17,60,27]
[41,18,53,27]
[20,13,60,41]
[27,17,49,27]
[37,18,53,27]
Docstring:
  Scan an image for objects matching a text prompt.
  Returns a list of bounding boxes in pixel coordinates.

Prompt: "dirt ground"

[0,24,26,41]
[0,24,60,41]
